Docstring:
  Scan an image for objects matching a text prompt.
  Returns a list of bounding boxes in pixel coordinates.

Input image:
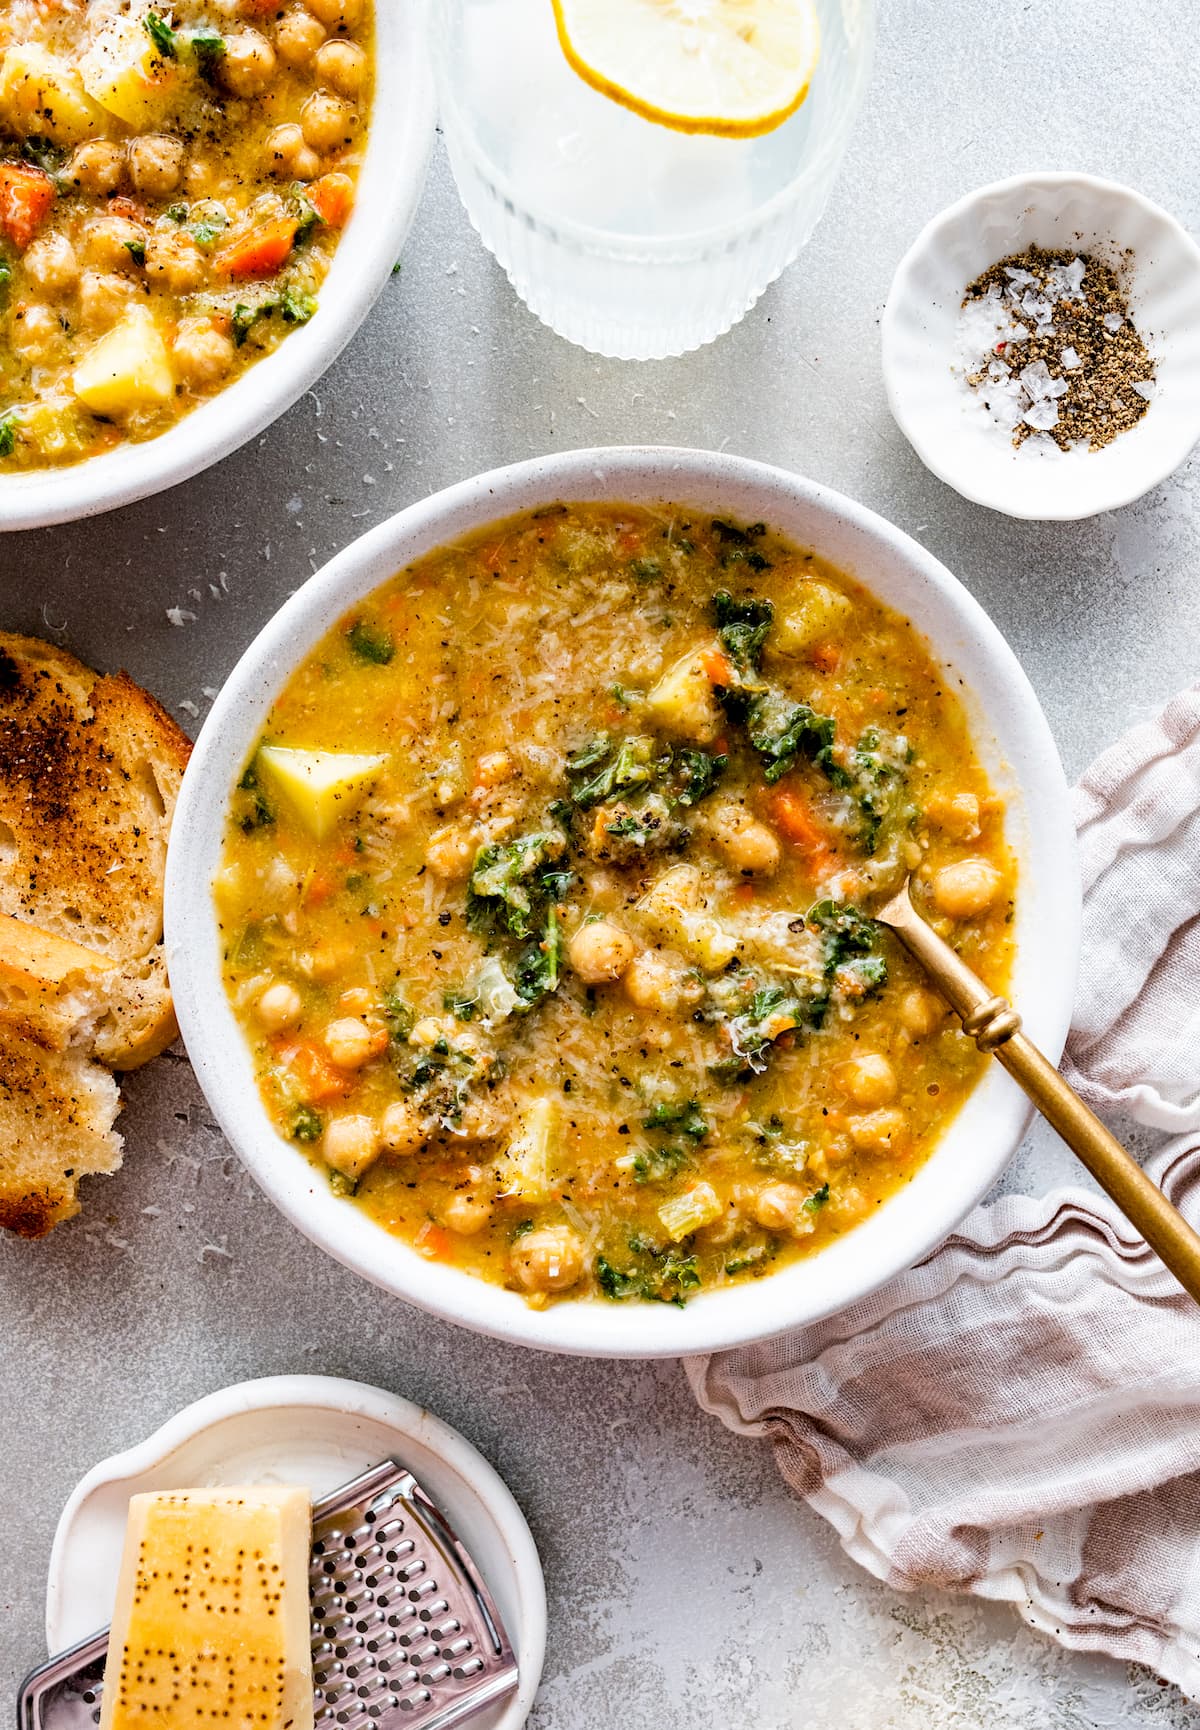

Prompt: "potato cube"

[256,746,389,841]
[73,306,175,418]
[82,12,183,127]
[644,647,722,744]
[0,45,108,145]
[771,582,854,656]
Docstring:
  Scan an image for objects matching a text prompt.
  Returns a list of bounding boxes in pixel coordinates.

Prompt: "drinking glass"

[428,0,875,360]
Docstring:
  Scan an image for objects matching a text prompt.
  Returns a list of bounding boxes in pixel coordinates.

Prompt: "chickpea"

[22,234,78,298]
[146,234,206,293]
[65,141,126,196]
[474,749,514,790]
[302,939,355,980]
[750,1182,816,1236]
[847,1108,908,1157]
[926,791,981,840]
[127,134,185,198]
[709,803,781,876]
[78,270,137,332]
[380,1099,425,1156]
[300,89,354,153]
[409,1017,448,1048]
[274,6,326,65]
[836,1052,898,1108]
[568,920,636,985]
[256,980,302,1031]
[322,1114,380,1180]
[900,987,943,1038]
[323,1016,376,1069]
[425,824,475,881]
[509,1224,586,1294]
[262,122,320,179]
[221,29,277,95]
[314,37,367,96]
[308,0,361,25]
[931,858,1002,920]
[185,159,216,197]
[84,217,145,273]
[443,1189,493,1236]
[623,948,703,1014]
[10,302,62,363]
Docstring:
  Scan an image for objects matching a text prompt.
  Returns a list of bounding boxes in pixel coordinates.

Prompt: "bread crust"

[0,634,191,1068]
[0,635,190,1235]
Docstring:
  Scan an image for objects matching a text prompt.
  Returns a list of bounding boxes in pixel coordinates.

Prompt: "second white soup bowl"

[165,447,1080,1358]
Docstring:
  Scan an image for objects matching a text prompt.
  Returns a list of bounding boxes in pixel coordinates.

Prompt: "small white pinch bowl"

[165,445,1081,1359]
[44,1374,546,1730]
[882,172,1200,520]
[0,8,434,533]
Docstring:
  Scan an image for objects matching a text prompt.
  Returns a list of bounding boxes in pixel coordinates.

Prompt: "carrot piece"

[274,1038,350,1104]
[303,871,336,908]
[215,215,298,279]
[768,788,838,878]
[700,646,734,685]
[306,172,355,229]
[0,163,55,250]
[732,880,756,903]
[415,1221,454,1261]
[106,194,146,224]
[810,641,841,674]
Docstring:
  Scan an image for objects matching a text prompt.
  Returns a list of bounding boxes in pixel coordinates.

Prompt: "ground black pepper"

[961,246,1155,452]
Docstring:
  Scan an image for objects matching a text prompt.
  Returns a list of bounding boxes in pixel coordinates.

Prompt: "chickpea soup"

[217,504,1016,1309]
[0,0,372,470]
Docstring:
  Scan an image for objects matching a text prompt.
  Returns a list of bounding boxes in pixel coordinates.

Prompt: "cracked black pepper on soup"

[955,246,1156,452]
[216,504,1016,1309]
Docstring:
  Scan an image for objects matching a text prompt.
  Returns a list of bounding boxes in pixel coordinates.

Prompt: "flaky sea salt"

[953,247,1155,452]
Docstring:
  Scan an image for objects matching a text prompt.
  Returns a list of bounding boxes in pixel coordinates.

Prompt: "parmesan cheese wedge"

[99,1486,315,1730]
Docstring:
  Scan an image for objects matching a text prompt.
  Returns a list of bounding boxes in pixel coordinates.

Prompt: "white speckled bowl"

[882,173,1200,520]
[0,6,434,533]
[165,446,1080,1359]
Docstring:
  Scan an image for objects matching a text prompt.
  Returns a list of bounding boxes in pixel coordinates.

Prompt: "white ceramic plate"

[0,5,435,531]
[882,172,1200,520]
[45,1374,545,1730]
[165,445,1081,1358]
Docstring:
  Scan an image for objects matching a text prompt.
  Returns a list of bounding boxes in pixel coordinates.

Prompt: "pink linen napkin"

[687,687,1200,1693]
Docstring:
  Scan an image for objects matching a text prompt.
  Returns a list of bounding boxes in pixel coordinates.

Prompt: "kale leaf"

[466,831,569,940]
[713,589,774,678]
[675,748,727,807]
[144,10,178,57]
[566,733,661,808]
[642,1099,709,1140]
[346,618,394,664]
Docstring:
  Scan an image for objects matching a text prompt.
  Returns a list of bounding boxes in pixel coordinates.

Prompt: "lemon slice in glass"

[550,0,821,140]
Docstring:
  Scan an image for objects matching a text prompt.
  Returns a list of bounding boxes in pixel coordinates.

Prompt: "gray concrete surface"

[3,1,1200,1723]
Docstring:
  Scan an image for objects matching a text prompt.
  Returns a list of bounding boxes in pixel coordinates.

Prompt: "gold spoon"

[875,877,1200,1305]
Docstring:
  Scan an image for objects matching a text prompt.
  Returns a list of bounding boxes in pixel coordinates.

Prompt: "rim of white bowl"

[881,171,1200,520]
[0,9,435,533]
[165,445,1081,1359]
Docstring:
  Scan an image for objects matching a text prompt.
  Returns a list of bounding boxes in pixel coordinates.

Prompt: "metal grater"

[18,1460,520,1730]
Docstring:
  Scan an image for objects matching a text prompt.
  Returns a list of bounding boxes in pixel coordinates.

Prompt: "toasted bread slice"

[0,636,191,1069]
[0,912,115,1051]
[0,1029,122,1238]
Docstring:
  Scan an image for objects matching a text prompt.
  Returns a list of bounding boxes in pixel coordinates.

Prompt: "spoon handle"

[876,881,1200,1306]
